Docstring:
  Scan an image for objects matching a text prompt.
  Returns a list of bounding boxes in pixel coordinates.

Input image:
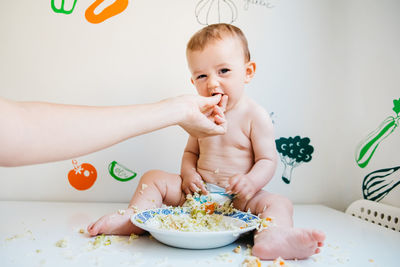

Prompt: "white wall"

[0,0,399,211]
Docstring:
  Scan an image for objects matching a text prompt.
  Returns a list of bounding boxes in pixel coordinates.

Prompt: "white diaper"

[206,183,233,204]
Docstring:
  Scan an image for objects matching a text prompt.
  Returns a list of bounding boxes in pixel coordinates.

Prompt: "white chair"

[345,199,400,232]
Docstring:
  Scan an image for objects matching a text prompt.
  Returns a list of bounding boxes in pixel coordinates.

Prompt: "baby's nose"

[207,77,219,91]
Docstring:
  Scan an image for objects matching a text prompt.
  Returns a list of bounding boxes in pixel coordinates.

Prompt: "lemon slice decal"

[108,161,137,182]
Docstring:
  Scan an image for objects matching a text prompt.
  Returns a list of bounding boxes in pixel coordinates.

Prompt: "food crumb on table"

[268,257,289,267]
[233,245,241,253]
[55,238,68,248]
[244,244,252,256]
[215,253,234,263]
[128,233,139,243]
[242,256,261,267]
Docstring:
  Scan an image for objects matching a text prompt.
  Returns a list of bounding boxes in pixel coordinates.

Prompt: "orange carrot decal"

[85,0,129,24]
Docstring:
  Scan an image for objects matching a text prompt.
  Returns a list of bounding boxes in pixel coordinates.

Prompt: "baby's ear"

[245,61,256,83]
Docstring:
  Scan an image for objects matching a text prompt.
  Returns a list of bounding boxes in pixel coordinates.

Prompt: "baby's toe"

[312,230,326,243]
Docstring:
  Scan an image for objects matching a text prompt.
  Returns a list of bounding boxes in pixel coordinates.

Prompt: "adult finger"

[214,115,226,125]
[197,95,222,112]
[218,94,228,111]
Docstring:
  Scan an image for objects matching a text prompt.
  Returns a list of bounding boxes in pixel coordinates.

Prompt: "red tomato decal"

[68,160,97,190]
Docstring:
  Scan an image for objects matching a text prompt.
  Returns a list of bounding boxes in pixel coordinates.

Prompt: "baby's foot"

[252,226,325,260]
[87,209,144,236]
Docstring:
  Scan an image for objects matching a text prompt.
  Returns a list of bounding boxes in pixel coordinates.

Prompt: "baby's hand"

[181,172,208,195]
[226,174,256,201]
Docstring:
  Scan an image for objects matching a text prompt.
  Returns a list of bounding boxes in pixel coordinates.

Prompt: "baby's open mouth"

[212,93,223,97]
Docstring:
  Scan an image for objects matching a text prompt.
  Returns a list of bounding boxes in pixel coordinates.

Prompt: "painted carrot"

[85,0,129,24]
[355,98,400,168]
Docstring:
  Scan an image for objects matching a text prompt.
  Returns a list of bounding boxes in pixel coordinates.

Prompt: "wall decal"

[68,160,97,190]
[85,0,129,24]
[275,136,314,184]
[108,161,137,182]
[243,0,276,10]
[355,98,400,168]
[363,165,400,202]
[51,0,78,14]
[195,0,238,25]
[194,0,277,25]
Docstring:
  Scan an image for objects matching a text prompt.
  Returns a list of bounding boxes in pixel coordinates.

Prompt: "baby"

[88,23,325,260]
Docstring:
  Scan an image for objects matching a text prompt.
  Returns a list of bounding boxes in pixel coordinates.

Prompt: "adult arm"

[0,95,226,167]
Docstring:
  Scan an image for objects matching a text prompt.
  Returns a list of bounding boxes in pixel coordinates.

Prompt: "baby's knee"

[140,169,165,184]
[267,194,293,212]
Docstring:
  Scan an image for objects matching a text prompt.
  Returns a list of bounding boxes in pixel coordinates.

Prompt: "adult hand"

[177,94,228,138]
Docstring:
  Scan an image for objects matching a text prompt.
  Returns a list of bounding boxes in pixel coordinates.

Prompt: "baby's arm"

[180,136,207,195]
[226,108,277,200]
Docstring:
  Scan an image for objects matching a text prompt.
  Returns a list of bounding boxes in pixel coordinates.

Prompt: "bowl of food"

[131,205,260,249]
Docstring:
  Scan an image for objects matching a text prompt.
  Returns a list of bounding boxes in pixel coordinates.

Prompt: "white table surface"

[0,201,399,267]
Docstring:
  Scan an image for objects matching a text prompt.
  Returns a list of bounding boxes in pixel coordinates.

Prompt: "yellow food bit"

[128,233,139,242]
[268,257,287,267]
[79,229,85,234]
[233,245,241,253]
[55,239,68,248]
[88,234,113,249]
[118,209,126,215]
[242,256,261,267]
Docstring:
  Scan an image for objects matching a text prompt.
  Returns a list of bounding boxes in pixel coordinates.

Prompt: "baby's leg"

[235,191,325,260]
[87,170,185,236]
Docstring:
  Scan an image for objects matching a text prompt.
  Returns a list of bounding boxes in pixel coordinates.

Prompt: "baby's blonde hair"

[187,23,250,62]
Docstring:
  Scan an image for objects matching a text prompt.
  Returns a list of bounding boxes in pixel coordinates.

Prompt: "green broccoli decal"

[275,136,314,184]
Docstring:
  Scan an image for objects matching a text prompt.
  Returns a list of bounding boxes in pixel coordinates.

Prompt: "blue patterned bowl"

[131,207,259,249]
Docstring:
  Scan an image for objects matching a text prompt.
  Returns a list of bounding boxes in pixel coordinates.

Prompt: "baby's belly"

[197,154,253,188]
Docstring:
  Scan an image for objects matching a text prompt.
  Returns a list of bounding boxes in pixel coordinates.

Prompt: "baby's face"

[187,37,255,111]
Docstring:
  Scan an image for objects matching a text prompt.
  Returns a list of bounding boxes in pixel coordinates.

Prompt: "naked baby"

[88,23,325,260]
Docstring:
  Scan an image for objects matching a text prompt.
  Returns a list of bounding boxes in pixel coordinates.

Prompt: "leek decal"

[363,166,400,202]
[108,161,137,182]
[51,0,78,14]
[355,98,400,168]
[275,136,314,184]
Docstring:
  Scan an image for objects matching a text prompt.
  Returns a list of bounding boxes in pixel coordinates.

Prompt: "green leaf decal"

[393,98,400,115]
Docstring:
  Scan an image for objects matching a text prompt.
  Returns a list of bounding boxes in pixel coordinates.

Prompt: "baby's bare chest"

[198,121,252,155]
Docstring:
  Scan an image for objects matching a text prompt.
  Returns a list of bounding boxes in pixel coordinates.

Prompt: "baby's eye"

[219,68,230,74]
[196,74,207,80]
